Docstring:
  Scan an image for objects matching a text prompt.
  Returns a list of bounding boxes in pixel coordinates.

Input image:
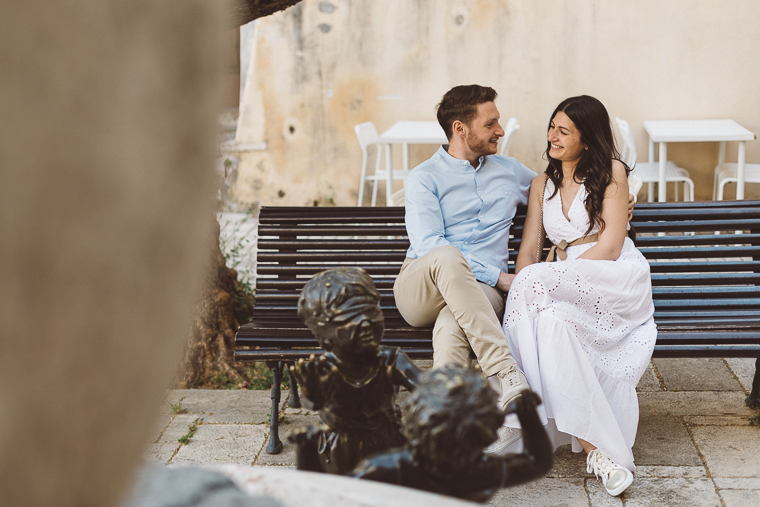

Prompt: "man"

[393,85,534,423]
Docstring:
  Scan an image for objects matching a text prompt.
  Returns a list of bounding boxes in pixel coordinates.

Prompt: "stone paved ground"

[145,358,760,506]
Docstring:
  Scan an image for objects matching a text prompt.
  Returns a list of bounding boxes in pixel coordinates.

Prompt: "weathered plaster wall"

[236,0,760,205]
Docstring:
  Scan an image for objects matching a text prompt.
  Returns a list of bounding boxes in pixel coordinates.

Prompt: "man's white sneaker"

[497,365,529,411]
[485,425,522,455]
[586,449,633,496]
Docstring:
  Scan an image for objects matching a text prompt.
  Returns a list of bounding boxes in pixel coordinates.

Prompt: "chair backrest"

[614,117,638,168]
[499,117,520,157]
[628,173,643,199]
[354,122,380,152]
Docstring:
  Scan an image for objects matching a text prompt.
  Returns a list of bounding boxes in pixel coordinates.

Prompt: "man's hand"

[627,193,635,222]
[495,271,515,294]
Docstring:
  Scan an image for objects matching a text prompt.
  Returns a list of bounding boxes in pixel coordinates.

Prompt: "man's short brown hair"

[436,85,498,140]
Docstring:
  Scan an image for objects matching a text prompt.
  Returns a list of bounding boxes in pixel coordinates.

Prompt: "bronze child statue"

[288,267,421,474]
[292,364,553,503]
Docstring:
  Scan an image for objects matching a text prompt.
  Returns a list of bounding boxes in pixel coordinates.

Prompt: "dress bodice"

[542,179,598,246]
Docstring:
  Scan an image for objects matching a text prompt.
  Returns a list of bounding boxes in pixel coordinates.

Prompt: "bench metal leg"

[286,362,302,408]
[265,361,284,454]
[748,357,760,410]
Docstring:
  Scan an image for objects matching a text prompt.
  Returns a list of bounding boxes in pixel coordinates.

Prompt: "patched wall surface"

[236,0,760,206]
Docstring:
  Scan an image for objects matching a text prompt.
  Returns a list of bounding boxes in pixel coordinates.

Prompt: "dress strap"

[546,233,599,262]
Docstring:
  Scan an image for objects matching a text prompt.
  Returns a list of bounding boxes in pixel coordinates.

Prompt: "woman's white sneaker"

[586,449,633,496]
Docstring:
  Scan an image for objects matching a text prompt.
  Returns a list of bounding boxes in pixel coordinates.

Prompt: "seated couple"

[393,85,657,497]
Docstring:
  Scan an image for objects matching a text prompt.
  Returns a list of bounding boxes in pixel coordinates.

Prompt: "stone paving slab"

[684,415,753,426]
[653,358,742,392]
[487,478,589,507]
[622,478,721,507]
[638,391,755,417]
[633,415,702,466]
[691,426,760,478]
[159,414,201,444]
[635,362,662,392]
[721,489,760,507]
[544,445,588,478]
[149,414,175,443]
[587,479,623,506]
[254,415,316,466]
[282,406,318,417]
[143,443,180,464]
[725,357,758,393]
[254,441,297,467]
[635,466,706,479]
[167,389,273,424]
[714,477,760,489]
[172,424,266,466]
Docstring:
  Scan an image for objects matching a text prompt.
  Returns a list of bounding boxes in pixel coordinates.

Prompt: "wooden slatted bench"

[235,201,760,454]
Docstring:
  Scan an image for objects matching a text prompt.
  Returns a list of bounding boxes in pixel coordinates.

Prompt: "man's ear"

[452,119,466,139]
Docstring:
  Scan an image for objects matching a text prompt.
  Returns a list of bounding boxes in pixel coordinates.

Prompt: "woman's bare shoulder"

[611,159,627,182]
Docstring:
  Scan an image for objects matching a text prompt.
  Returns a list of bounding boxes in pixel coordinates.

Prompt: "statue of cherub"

[291,364,553,503]
[288,267,421,474]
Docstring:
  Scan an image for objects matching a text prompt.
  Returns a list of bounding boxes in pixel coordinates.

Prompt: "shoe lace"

[586,449,616,481]
[498,366,521,389]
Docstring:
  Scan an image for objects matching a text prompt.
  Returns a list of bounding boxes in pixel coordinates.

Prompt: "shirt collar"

[438,145,486,170]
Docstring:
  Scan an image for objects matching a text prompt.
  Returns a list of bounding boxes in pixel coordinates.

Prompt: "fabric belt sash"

[546,233,599,262]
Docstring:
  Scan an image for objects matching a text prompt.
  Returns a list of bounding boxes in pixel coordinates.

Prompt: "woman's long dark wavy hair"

[545,95,631,237]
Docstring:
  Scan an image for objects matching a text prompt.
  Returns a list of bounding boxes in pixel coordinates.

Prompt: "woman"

[501,96,656,497]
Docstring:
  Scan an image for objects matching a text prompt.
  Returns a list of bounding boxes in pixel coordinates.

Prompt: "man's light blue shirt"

[404,145,537,286]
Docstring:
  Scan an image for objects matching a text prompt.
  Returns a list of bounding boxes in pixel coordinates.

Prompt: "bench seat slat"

[258,252,408,262]
[654,298,760,308]
[652,287,760,298]
[259,226,408,236]
[638,246,760,258]
[648,261,760,273]
[652,345,760,358]
[257,265,404,275]
[258,240,410,249]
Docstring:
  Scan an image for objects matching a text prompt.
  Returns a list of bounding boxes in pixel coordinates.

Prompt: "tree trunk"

[227,0,303,28]
[178,221,251,387]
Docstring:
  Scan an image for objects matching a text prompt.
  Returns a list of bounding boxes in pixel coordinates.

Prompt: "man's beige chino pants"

[393,245,518,377]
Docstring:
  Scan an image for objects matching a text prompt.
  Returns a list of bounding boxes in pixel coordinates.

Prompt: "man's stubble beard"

[465,130,497,157]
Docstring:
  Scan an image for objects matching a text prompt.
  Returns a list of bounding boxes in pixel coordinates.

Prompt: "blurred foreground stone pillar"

[0,2,222,506]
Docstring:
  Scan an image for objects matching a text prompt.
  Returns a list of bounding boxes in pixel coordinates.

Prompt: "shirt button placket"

[475,171,484,220]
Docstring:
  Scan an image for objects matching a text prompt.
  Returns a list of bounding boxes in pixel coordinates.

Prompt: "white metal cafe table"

[378,121,447,204]
[643,119,756,201]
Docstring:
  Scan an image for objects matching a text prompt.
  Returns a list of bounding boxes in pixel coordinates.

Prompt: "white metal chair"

[628,173,643,201]
[499,117,520,157]
[354,122,409,206]
[713,162,760,200]
[615,118,695,202]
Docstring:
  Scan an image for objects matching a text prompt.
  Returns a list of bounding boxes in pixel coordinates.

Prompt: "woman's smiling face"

[548,110,586,166]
